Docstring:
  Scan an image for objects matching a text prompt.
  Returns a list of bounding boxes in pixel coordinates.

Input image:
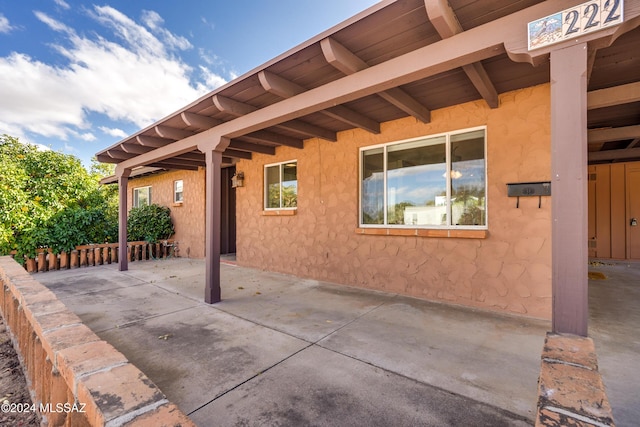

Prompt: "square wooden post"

[117,168,131,272]
[550,43,589,336]
[203,148,223,303]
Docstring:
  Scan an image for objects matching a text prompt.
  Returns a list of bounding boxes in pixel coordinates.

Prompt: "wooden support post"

[200,142,225,304]
[117,168,131,271]
[551,43,589,336]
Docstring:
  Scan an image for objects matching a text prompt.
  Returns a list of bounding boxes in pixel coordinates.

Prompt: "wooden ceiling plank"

[424,0,499,108]
[154,125,195,141]
[259,68,380,133]
[321,37,431,122]
[588,125,640,144]
[229,140,276,155]
[587,82,640,110]
[589,147,640,162]
[180,112,222,129]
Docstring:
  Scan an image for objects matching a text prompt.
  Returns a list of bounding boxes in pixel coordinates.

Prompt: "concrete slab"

[588,261,640,427]
[37,259,551,426]
[317,296,548,419]
[98,305,308,414]
[49,279,199,333]
[191,345,530,427]
[35,267,146,297]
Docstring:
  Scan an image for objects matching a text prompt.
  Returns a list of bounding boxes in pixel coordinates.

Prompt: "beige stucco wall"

[235,83,552,319]
[126,169,205,258]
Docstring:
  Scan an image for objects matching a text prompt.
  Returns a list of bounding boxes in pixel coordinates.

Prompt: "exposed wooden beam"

[627,138,640,149]
[259,69,380,133]
[136,135,169,148]
[276,120,337,142]
[148,162,200,171]
[258,70,304,98]
[155,125,195,140]
[213,95,257,116]
[587,81,640,110]
[175,152,206,162]
[588,125,640,144]
[243,130,304,149]
[322,106,380,133]
[223,148,252,160]
[106,150,135,160]
[229,140,276,155]
[589,147,640,162]
[121,144,152,155]
[180,112,221,129]
[424,0,499,108]
[320,37,431,122]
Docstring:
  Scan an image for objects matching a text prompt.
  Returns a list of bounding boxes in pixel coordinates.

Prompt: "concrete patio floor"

[37,258,544,426]
[34,257,638,426]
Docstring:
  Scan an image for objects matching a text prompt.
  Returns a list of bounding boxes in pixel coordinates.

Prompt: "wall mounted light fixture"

[231,172,244,188]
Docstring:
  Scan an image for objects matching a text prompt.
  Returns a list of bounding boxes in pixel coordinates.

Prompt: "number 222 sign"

[528,0,624,50]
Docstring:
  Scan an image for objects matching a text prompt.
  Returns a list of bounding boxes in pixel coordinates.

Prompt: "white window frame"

[174,180,184,203]
[359,126,488,229]
[133,186,152,208]
[264,160,298,210]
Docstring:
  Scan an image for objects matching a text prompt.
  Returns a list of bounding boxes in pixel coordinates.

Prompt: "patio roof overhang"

[96,0,640,171]
[100,0,640,337]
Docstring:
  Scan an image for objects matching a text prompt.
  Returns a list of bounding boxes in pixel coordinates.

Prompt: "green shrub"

[127,204,174,242]
[0,134,118,262]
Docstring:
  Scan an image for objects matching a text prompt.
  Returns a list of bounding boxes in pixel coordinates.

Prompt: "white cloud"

[34,10,72,33]
[99,126,128,138]
[0,14,14,34]
[197,66,227,92]
[0,7,228,143]
[54,0,71,10]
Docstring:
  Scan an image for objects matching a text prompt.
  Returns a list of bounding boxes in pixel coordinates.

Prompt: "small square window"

[133,186,152,208]
[174,180,184,203]
[264,161,297,209]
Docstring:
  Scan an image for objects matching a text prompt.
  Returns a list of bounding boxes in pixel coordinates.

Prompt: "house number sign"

[528,0,624,50]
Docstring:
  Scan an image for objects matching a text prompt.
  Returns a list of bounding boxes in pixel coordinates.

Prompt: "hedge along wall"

[0,256,194,426]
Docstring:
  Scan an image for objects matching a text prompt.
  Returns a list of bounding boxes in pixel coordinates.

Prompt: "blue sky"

[0,0,379,168]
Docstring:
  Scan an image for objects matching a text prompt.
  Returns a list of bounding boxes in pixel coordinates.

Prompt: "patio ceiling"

[95,0,640,169]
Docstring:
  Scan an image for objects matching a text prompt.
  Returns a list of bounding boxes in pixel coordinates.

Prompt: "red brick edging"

[536,332,615,427]
[0,256,194,426]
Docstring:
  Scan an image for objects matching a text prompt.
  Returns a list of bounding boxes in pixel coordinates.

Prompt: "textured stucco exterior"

[235,84,553,319]
[126,169,206,258]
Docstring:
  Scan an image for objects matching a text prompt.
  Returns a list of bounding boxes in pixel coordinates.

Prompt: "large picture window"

[265,161,297,209]
[133,186,152,208]
[360,128,486,228]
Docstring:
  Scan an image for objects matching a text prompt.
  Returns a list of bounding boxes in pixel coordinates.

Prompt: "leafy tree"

[127,204,174,242]
[0,135,118,261]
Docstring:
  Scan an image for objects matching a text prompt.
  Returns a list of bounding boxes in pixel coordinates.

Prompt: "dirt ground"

[0,317,40,427]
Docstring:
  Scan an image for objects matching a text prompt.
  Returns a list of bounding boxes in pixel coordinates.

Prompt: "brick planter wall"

[0,256,194,427]
[536,333,615,426]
